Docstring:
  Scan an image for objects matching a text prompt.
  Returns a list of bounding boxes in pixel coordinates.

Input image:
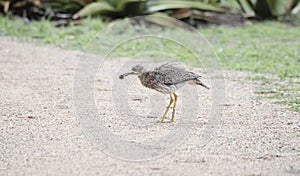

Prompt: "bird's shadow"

[145,116,174,124]
[145,116,173,123]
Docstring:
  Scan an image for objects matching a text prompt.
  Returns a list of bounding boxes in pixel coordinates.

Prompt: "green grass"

[0,15,299,111]
[0,16,105,49]
[201,22,300,78]
[255,83,300,112]
[200,22,300,112]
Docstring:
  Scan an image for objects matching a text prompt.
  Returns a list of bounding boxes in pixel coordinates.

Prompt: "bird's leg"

[171,93,178,122]
[161,93,174,123]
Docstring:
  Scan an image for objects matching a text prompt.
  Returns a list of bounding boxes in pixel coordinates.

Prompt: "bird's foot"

[156,119,172,123]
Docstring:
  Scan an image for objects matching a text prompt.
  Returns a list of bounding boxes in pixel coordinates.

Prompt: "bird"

[119,62,209,123]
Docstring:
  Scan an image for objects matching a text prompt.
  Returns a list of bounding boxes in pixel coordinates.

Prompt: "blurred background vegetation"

[0,0,299,26]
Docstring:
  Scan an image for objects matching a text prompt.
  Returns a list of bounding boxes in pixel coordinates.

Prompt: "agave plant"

[72,0,228,19]
[42,0,88,13]
[236,0,300,19]
[0,0,42,18]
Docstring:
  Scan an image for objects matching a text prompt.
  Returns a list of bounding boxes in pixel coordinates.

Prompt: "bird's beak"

[199,81,209,89]
[119,72,137,79]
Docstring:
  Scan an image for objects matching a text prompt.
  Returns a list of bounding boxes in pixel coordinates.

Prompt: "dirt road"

[1,37,299,175]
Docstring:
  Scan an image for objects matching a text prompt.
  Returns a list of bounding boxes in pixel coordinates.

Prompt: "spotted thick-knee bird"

[119,62,209,123]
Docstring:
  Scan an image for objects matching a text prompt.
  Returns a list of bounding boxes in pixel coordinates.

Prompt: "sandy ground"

[0,37,299,176]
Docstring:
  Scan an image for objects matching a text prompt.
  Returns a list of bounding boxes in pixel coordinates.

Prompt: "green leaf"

[266,0,296,16]
[110,0,146,10]
[146,0,227,14]
[72,1,116,19]
[144,13,193,31]
[292,1,300,14]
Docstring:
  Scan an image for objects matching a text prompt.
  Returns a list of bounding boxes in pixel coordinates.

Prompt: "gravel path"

[1,37,299,176]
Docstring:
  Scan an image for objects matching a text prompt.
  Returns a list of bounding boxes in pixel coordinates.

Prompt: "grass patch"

[0,16,105,49]
[0,15,299,111]
[246,75,276,83]
[254,78,300,112]
[201,22,300,112]
[272,92,300,112]
[200,22,300,78]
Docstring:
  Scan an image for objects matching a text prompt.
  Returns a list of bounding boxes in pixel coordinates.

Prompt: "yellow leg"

[171,93,178,122]
[161,93,174,123]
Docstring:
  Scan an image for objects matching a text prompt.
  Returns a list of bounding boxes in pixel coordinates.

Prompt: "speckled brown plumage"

[119,62,209,122]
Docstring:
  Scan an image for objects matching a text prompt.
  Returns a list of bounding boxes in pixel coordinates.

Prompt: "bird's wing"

[155,62,185,70]
[155,62,200,85]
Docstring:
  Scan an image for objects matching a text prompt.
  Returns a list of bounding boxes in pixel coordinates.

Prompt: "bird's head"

[131,65,145,73]
[119,65,145,79]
